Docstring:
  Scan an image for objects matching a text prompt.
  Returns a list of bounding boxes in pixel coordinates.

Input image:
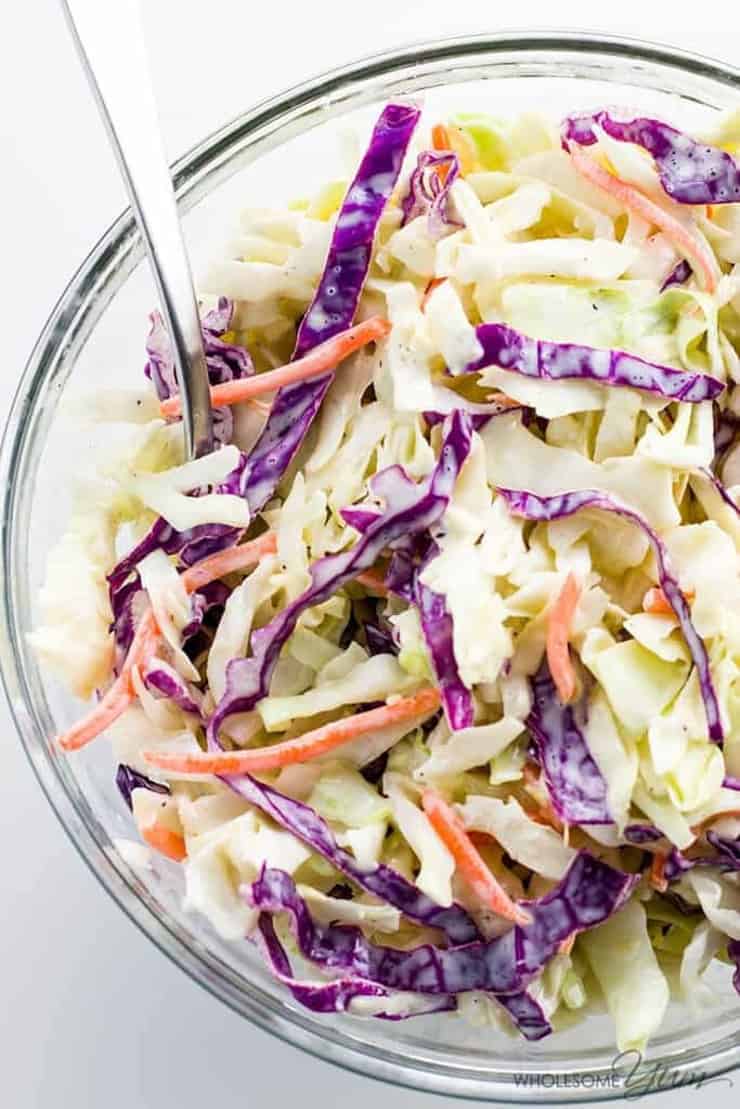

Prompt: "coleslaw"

[32,101,740,1049]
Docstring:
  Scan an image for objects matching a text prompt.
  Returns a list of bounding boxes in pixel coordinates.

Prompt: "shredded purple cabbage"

[461,322,723,403]
[624,823,663,845]
[146,296,253,446]
[527,664,613,826]
[234,103,420,518]
[364,620,398,657]
[247,854,636,997]
[255,915,457,1019]
[345,523,474,731]
[499,487,724,743]
[724,776,740,791]
[109,575,146,671]
[400,150,462,237]
[562,110,740,205]
[662,834,740,881]
[181,580,231,641]
[222,772,478,944]
[249,868,551,1039]
[728,940,740,996]
[660,259,692,293]
[115,764,169,811]
[414,567,474,730]
[209,411,473,742]
[700,467,740,520]
[495,992,552,1041]
[706,831,740,869]
[143,660,204,718]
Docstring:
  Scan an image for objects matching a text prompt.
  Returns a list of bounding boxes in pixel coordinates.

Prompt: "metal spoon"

[61,0,212,458]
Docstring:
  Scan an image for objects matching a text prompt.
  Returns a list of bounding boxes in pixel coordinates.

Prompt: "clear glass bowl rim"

[3,30,740,1104]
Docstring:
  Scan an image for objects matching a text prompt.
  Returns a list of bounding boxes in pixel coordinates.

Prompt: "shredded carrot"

[57,610,161,751]
[421,276,447,311]
[559,934,576,957]
[569,147,720,294]
[642,585,695,616]
[649,852,669,893]
[143,687,442,775]
[140,821,187,862]
[431,122,478,176]
[432,123,451,152]
[354,569,389,595]
[160,317,390,419]
[181,532,277,595]
[546,573,581,705]
[58,534,277,754]
[421,789,533,926]
[706,205,715,221]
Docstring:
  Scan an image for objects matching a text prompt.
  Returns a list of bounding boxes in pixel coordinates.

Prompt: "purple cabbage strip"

[255,915,457,1019]
[728,940,740,997]
[143,660,204,719]
[700,467,740,520]
[414,569,474,730]
[527,663,614,826]
[246,855,636,997]
[109,575,146,671]
[182,580,231,640]
[235,102,420,518]
[400,150,462,237]
[146,296,253,447]
[460,322,723,404]
[222,773,478,944]
[624,823,664,846]
[343,519,474,731]
[209,411,473,742]
[715,411,739,464]
[706,831,740,869]
[364,620,398,657]
[724,776,740,791]
[115,764,170,811]
[495,991,552,1042]
[662,835,740,881]
[562,110,740,205]
[660,259,692,293]
[498,487,724,743]
[249,868,550,1040]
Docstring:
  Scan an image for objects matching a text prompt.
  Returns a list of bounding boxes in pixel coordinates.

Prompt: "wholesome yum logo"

[513,1050,736,1099]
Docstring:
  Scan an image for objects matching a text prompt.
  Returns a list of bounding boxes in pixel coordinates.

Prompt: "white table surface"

[2,3,739,1106]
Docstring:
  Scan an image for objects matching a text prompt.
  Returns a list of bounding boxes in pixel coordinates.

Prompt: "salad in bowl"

[32,99,740,1052]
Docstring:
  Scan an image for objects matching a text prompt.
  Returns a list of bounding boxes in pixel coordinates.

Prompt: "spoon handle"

[61,0,212,458]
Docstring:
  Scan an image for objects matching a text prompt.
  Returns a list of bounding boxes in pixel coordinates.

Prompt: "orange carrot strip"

[432,123,451,152]
[181,532,277,595]
[431,123,477,176]
[650,852,669,893]
[421,789,533,926]
[140,821,187,862]
[58,535,276,754]
[161,317,391,418]
[546,572,581,705]
[355,569,389,595]
[421,276,447,312]
[143,687,442,775]
[642,585,695,616]
[569,148,720,294]
[559,934,576,957]
[57,611,161,751]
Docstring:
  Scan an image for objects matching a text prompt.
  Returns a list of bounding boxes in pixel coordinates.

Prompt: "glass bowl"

[2,31,740,1103]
